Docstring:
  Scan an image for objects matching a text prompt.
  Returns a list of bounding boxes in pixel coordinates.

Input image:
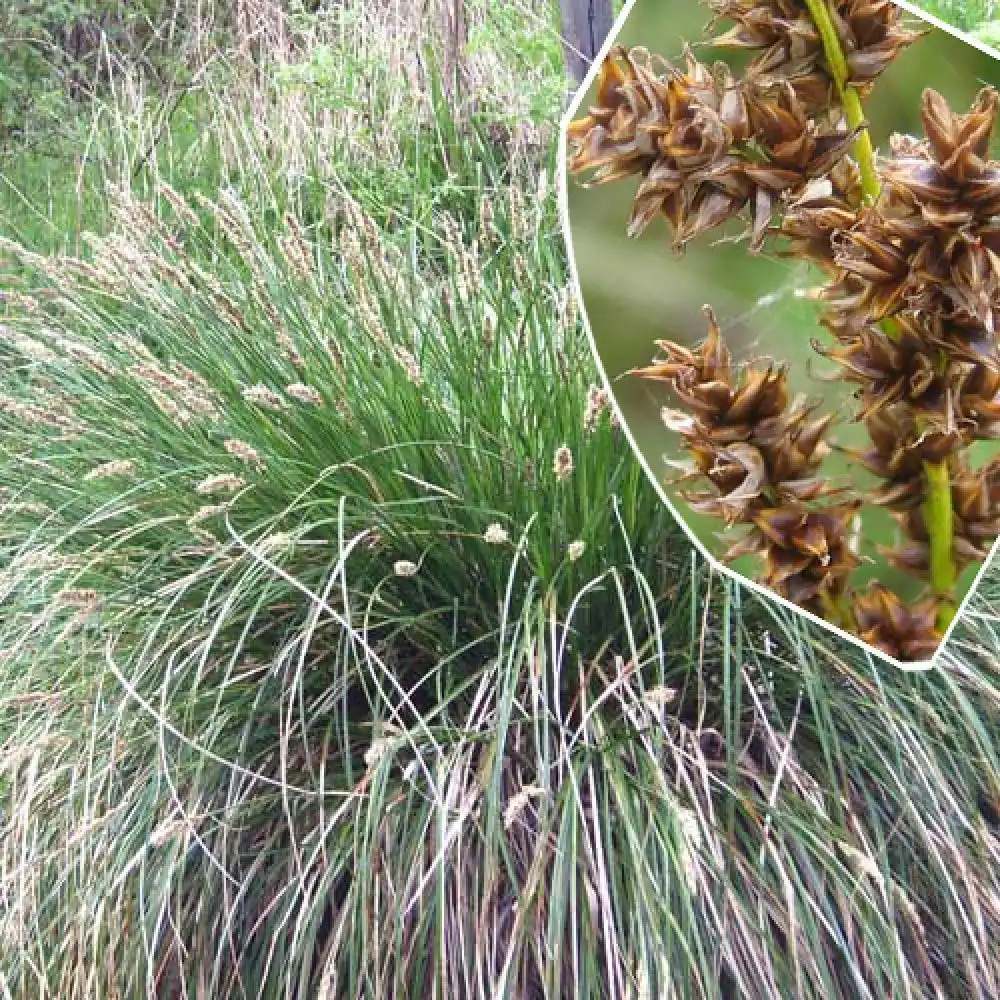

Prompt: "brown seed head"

[852,581,940,661]
[751,502,861,608]
[708,0,921,110]
[567,46,856,252]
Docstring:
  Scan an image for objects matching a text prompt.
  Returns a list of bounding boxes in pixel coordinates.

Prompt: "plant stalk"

[802,0,880,204]
[923,461,958,628]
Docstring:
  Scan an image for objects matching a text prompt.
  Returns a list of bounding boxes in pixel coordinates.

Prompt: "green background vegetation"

[918,0,1000,41]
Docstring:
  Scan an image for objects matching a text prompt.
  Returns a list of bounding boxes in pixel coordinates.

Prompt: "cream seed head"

[483,523,509,545]
[1,330,57,363]
[553,445,574,482]
[285,382,323,405]
[393,559,418,577]
[278,230,314,284]
[224,438,265,469]
[503,784,546,829]
[275,329,306,368]
[0,396,77,431]
[567,540,586,562]
[170,361,212,394]
[584,385,610,432]
[130,363,190,395]
[83,459,137,482]
[4,501,51,516]
[53,588,101,609]
[195,473,246,496]
[156,181,201,229]
[187,503,231,527]
[145,386,193,426]
[393,344,422,385]
[242,384,286,411]
[643,685,678,709]
[180,391,221,421]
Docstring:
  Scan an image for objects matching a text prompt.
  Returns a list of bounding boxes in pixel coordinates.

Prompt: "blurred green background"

[566,1,1000,605]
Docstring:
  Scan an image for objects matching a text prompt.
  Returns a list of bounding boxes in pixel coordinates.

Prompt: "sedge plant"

[566,0,1000,662]
[1,2,1000,998]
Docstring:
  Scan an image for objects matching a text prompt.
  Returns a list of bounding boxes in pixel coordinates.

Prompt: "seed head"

[195,473,246,496]
[393,559,418,577]
[635,308,835,523]
[483,523,509,545]
[567,47,859,252]
[633,310,852,613]
[823,88,1000,343]
[1,330,57,363]
[242,384,286,411]
[852,581,940,662]
[187,503,230,528]
[503,785,546,829]
[276,330,306,368]
[708,0,921,110]
[83,459,137,482]
[748,502,861,609]
[224,439,265,470]
[393,344,422,385]
[285,382,323,405]
[53,588,101,609]
[584,385,610,432]
[553,445,574,482]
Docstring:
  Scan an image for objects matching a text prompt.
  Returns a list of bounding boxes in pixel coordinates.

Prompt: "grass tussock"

[0,1,999,998]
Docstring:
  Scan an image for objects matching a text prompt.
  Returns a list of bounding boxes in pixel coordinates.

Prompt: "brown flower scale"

[566,46,861,252]
[631,308,860,618]
[852,581,940,660]
[707,0,922,111]
[564,0,1000,660]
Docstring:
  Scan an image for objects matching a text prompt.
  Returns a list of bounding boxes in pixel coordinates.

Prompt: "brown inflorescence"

[566,46,859,252]
[707,0,921,111]
[632,307,859,615]
[572,10,999,659]
[810,87,1000,584]
[824,88,1000,340]
[851,581,940,661]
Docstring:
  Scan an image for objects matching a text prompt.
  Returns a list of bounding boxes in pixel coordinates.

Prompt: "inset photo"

[561,0,1000,666]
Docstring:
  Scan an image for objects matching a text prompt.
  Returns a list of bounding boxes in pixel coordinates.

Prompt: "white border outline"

[555,0,1000,672]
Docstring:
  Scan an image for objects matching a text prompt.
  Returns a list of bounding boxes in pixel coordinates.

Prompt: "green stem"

[841,89,880,204]
[922,461,958,629]
[802,0,880,204]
